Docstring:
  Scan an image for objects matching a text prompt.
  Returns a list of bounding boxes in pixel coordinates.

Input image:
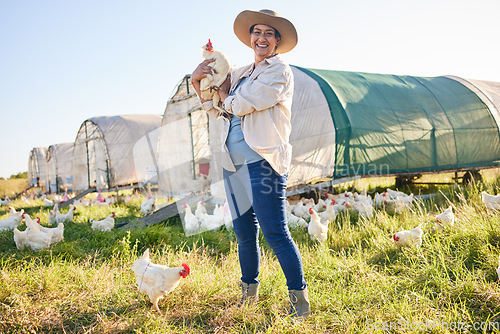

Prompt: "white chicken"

[48,202,59,224]
[318,199,336,222]
[0,197,11,206]
[287,212,308,229]
[435,206,454,229]
[90,213,115,232]
[199,39,231,112]
[55,206,76,224]
[374,192,388,208]
[198,210,224,231]
[353,200,374,219]
[75,197,90,207]
[23,213,54,251]
[132,248,190,312]
[393,225,424,247]
[182,203,199,235]
[194,199,208,219]
[0,207,24,231]
[27,216,64,244]
[13,227,28,250]
[481,191,500,211]
[292,200,307,218]
[44,198,55,207]
[307,208,329,243]
[140,192,156,216]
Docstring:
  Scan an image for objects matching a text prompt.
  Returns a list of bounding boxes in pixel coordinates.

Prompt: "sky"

[1,0,499,179]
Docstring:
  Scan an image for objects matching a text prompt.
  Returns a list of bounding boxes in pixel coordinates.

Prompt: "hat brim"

[233,10,298,54]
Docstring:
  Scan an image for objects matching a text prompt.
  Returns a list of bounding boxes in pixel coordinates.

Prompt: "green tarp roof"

[295,66,500,178]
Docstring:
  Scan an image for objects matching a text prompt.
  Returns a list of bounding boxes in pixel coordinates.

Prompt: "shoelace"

[239,282,251,304]
[289,292,298,314]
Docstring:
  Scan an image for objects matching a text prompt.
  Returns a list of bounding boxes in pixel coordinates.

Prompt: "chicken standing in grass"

[22,213,54,251]
[194,199,208,219]
[55,206,76,224]
[199,39,231,112]
[48,203,59,224]
[140,191,156,216]
[27,215,65,244]
[435,206,454,229]
[0,207,24,231]
[13,227,28,250]
[481,191,500,211]
[90,213,115,232]
[307,208,329,243]
[393,225,424,247]
[183,203,199,235]
[132,248,190,312]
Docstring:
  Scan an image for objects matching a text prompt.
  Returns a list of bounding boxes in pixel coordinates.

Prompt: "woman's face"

[250,24,280,63]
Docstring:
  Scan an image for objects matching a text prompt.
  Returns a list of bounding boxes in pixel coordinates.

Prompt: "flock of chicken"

[3,188,500,312]
[182,200,233,235]
[0,191,187,313]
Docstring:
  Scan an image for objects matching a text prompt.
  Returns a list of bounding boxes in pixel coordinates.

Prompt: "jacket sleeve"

[223,62,291,117]
[201,101,222,119]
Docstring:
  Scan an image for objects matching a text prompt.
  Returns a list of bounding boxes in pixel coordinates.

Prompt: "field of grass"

[0,179,28,199]
[1,174,500,333]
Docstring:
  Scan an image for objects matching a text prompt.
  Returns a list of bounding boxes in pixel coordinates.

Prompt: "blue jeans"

[223,160,307,291]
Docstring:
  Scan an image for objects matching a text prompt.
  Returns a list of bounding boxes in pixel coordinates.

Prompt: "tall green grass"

[1,178,500,333]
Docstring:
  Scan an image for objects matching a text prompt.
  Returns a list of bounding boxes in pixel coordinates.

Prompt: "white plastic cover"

[28,147,48,188]
[46,143,74,193]
[72,115,162,191]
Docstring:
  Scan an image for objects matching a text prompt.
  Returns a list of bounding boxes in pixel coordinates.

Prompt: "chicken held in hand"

[132,248,190,312]
[199,39,231,112]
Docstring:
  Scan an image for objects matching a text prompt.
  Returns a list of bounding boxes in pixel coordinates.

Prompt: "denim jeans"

[223,159,307,291]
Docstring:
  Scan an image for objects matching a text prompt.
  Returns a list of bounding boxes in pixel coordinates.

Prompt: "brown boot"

[238,282,259,307]
[288,288,311,319]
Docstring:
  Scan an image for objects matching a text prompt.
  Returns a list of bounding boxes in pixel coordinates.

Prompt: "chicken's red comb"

[331,199,336,204]
[208,39,212,47]
[36,217,41,223]
[183,203,187,208]
[308,207,314,214]
[180,263,190,278]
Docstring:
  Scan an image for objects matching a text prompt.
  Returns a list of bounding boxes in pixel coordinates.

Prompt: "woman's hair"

[249,24,281,40]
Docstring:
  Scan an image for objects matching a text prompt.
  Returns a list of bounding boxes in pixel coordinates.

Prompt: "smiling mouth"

[256,44,268,49]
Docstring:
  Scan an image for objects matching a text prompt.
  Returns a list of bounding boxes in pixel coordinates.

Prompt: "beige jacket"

[202,55,294,175]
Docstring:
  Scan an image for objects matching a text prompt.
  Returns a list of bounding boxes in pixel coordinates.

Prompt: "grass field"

[1,173,500,333]
[0,179,28,199]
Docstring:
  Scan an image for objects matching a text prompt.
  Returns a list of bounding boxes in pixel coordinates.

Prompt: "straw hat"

[233,9,298,54]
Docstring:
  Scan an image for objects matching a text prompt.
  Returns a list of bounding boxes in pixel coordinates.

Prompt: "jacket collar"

[231,55,282,92]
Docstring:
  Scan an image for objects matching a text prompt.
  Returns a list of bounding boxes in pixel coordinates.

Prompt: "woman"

[191,9,310,318]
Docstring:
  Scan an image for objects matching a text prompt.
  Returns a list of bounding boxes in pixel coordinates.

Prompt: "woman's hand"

[191,59,216,102]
